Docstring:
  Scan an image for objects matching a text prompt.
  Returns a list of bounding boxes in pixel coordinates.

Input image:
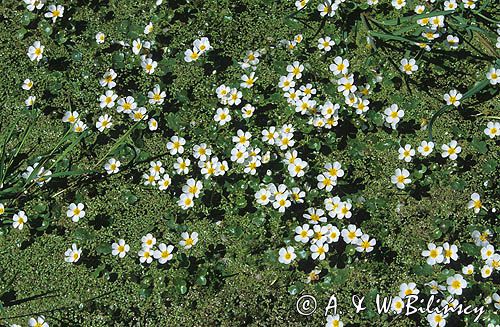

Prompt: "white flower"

[228,88,242,106]
[294,224,313,243]
[255,188,271,205]
[144,22,154,34]
[28,41,44,62]
[44,4,64,22]
[392,296,405,314]
[214,107,231,125]
[355,234,376,252]
[329,56,349,76]
[178,193,194,210]
[104,158,121,174]
[174,157,190,175]
[241,72,257,88]
[398,144,415,162]
[278,246,296,264]
[25,96,36,106]
[179,232,198,249]
[426,280,446,295]
[138,246,154,264]
[337,75,357,96]
[167,136,186,155]
[400,58,418,75]
[462,264,474,275]
[446,35,460,49]
[158,174,172,191]
[318,36,335,52]
[28,316,48,327]
[417,141,434,156]
[273,193,291,212]
[66,203,85,222]
[318,0,338,17]
[184,48,200,62]
[317,173,335,191]
[443,89,462,106]
[22,79,34,90]
[486,67,500,85]
[241,103,255,118]
[111,239,130,258]
[481,244,495,260]
[132,39,143,55]
[95,32,105,44]
[117,96,136,114]
[444,0,457,10]
[481,264,493,278]
[96,114,112,132]
[311,225,329,244]
[341,224,362,244]
[295,0,309,10]
[73,120,87,133]
[148,85,166,105]
[12,211,28,230]
[384,104,404,128]
[182,178,202,198]
[336,201,352,219]
[391,168,411,189]
[65,243,82,263]
[24,0,46,11]
[130,107,148,121]
[427,312,448,327]
[288,158,308,177]
[326,224,340,243]
[194,37,211,53]
[148,118,158,131]
[484,121,500,138]
[304,208,326,225]
[99,90,117,108]
[141,234,156,248]
[141,58,157,74]
[399,282,419,298]
[143,170,160,186]
[446,274,467,295]
[442,242,458,263]
[326,314,343,327]
[278,74,295,91]
[310,241,329,260]
[154,243,175,263]
[62,111,79,124]
[287,61,304,79]
[422,243,444,265]
[392,0,406,9]
[467,193,483,213]
[441,140,461,160]
[472,230,491,246]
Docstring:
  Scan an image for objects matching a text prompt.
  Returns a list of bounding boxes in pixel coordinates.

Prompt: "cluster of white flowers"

[21,162,52,186]
[108,232,198,262]
[280,222,376,264]
[184,37,212,62]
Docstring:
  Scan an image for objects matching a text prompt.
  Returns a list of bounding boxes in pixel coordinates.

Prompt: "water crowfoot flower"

[66,203,86,222]
[111,239,130,258]
[13,211,28,230]
[278,246,296,264]
[64,244,82,263]
[391,168,411,189]
[28,41,44,62]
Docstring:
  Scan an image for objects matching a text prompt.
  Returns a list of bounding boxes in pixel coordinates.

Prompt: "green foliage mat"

[0,0,499,326]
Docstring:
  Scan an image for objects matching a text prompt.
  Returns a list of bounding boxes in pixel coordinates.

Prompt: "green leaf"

[470,138,487,154]
[96,243,112,255]
[195,275,207,286]
[412,264,433,276]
